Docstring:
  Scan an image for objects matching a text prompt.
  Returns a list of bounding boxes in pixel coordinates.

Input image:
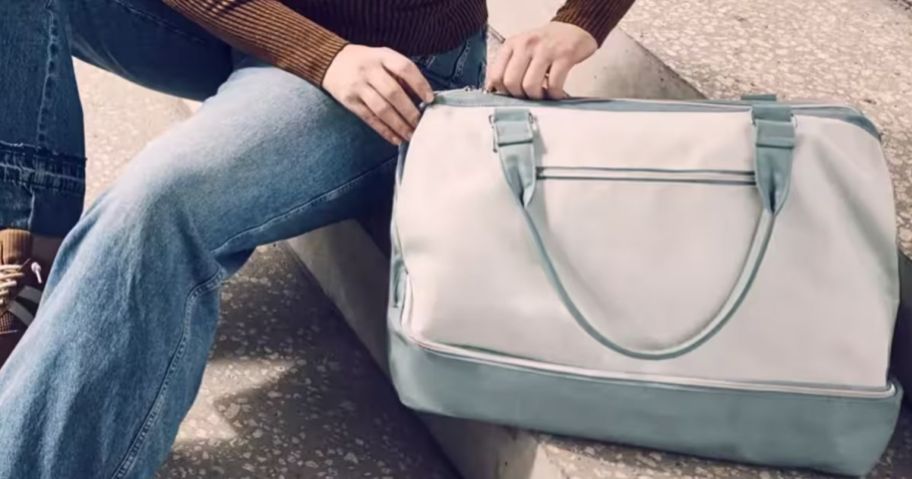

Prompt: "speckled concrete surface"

[76,61,456,479]
[156,244,455,479]
[621,0,912,255]
[539,410,912,479]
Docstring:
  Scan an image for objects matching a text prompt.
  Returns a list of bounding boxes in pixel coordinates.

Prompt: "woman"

[0,0,634,477]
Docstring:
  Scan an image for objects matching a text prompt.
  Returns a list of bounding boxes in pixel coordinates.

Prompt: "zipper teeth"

[536,168,756,185]
[536,175,756,186]
[443,89,858,112]
[399,285,894,400]
[604,98,853,110]
[434,90,880,140]
[537,166,755,175]
[433,91,880,141]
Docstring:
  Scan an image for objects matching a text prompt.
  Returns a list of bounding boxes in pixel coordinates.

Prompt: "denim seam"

[452,40,471,84]
[212,155,398,256]
[107,0,214,46]
[109,269,225,479]
[35,1,61,147]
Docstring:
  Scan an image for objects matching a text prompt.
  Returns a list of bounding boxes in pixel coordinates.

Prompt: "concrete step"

[288,1,912,478]
[621,0,912,255]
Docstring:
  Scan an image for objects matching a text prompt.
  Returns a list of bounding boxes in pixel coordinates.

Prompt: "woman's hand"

[323,44,435,145]
[486,22,598,100]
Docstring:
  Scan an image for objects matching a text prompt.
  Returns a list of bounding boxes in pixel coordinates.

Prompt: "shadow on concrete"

[156,244,457,478]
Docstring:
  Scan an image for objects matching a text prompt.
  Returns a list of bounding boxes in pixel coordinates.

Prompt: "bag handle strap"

[490,104,795,360]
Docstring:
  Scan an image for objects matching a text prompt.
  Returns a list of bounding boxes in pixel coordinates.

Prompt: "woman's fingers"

[522,56,551,100]
[349,98,405,145]
[382,50,434,103]
[546,59,572,99]
[322,45,435,145]
[485,44,512,93]
[369,69,420,128]
[489,41,552,100]
[502,50,533,98]
[485,22,599,100]
[360,84,413,142]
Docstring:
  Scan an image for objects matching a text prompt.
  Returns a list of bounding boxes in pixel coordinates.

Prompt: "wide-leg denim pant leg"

[0,0,488,476]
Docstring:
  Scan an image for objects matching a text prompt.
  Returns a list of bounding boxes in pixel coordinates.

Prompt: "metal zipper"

[537,166,756,185]
[438,88,860,111]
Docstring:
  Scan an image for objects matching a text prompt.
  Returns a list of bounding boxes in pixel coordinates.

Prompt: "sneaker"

[0,229,60,368]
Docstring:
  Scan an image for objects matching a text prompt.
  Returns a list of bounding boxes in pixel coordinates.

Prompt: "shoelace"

[0,263,43,326]
[0,264,25,309]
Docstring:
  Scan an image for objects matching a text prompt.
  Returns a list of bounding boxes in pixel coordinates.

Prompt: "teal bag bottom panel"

[389,332,903,477]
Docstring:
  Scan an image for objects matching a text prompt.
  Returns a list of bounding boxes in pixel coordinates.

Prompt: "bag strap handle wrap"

[753,103,796,214]
[491,105,795,360]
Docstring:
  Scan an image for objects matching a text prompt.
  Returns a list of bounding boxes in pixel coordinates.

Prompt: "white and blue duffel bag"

[387,90,903,476]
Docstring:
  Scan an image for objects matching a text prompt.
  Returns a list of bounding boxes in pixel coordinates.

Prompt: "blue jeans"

[0,1,486,477]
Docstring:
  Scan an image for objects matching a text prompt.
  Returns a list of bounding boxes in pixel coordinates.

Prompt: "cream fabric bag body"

[387,90,902,476]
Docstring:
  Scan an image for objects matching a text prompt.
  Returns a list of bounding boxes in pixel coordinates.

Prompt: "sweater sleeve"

[163,0,348,86]
[552,0,637,46]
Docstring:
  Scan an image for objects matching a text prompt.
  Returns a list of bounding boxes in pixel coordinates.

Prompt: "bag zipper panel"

[438,88,862,112]
[430,89,880,140]
[397,277,895,400]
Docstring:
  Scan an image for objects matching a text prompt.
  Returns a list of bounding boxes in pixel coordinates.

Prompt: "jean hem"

[0,140,85,195]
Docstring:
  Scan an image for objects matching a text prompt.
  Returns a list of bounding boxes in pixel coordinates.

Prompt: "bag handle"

[490,104,796,360]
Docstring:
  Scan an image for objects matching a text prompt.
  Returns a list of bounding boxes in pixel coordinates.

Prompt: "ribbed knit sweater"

[163,0,637,87]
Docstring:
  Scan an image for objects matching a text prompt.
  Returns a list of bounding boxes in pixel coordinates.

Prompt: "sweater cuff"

[164,0,349,86]
[271,14,350,86]
[552,0,637,46]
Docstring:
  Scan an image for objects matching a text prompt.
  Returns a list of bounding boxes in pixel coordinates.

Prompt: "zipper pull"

[31,262,43,285]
